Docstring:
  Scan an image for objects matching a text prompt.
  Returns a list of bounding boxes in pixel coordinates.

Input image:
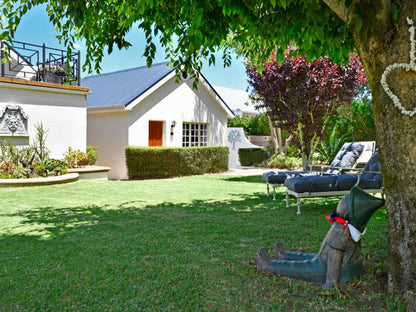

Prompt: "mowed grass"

[0,175,405,311]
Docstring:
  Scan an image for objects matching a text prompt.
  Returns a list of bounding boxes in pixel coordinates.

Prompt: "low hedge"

[126,146,229,179]
[238,148,268,166]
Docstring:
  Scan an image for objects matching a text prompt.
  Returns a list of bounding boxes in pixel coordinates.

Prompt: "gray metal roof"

[81,62,175,107]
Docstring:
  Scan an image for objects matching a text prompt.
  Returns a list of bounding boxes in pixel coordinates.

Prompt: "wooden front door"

[149,121,163,146]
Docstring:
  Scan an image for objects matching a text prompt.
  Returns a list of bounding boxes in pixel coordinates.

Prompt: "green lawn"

[0,175,404,311]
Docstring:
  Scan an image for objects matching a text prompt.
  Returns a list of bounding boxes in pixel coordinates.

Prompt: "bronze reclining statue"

[256,186,385,288]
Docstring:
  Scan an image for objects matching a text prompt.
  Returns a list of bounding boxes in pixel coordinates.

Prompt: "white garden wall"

[0,78,89,159]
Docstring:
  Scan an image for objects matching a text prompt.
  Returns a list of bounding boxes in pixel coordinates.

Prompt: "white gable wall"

[0,79,88,159]
[127,76,229,147]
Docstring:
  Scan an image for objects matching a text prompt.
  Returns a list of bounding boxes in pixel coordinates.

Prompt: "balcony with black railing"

[0,41,81,86]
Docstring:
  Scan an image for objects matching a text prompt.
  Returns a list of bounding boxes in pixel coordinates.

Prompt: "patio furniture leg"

[297,198,301,215]
[267,183,270,197]
[273,185,276,201]
[286,192,289,208]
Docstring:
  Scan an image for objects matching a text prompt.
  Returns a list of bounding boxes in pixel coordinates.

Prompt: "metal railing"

[0,40,81,86]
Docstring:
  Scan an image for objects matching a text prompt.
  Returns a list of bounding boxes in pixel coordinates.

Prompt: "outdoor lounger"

[284,150,383,214]
[262,141,376,200]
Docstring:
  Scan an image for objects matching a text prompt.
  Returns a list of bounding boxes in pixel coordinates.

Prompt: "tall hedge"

[238,148,267,166]
[125,146,229,179]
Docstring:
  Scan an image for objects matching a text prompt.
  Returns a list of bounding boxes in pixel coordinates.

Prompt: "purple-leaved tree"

[247,54,366,169]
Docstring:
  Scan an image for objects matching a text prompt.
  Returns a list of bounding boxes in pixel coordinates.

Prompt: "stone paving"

[220,166,271,177]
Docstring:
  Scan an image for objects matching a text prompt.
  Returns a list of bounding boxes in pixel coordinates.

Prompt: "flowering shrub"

[63,147,90,168]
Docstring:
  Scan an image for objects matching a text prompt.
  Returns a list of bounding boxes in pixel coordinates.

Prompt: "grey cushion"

[360,150,382,188]
[285,176,337,193]
[328,143,364,174]
[358,178,381,189]
[335,175,358,191]
[267,173,289,184]
[336,150,382,190]
[348,142,365,154]
[339,151,358,167]
[262,171,276,182]
[263,171,309,184]
[284,150,382,194]
[361,152,381,179]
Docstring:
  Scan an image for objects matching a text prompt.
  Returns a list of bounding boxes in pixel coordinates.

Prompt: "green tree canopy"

[1,0,354,77]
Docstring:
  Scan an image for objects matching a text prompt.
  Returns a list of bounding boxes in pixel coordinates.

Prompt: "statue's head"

[347,186,385,232]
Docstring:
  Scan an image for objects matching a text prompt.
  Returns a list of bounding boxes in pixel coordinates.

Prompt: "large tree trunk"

[325,1,416,309]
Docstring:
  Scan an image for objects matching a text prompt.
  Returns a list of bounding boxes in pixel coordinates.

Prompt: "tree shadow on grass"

[221,175,264,184]
[2,191,341,243]
[0,191,393,311]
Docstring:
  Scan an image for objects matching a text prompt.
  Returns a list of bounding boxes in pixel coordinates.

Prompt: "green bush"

[324,97,376,143]
[33,159,68,177]
[317,124,347,164]
[125,146,229,179]
[87,145,98,165]
[238,148,268,166]
[261,154,302,169]
[227,113,270,135]
[286,145,301,157]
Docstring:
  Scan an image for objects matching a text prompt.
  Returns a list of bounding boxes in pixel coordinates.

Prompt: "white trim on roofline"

[198,73,234,118]
[87,104,127,114]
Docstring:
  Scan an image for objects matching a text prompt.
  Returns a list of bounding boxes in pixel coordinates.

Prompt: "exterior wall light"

[170,120,177,135]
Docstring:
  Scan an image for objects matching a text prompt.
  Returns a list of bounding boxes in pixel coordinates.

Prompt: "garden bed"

[0,172,79,187]
[68,165,110,180]
[0,166,110,187]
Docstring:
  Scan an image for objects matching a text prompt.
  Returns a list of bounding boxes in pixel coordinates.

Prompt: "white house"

[82,63,234,180]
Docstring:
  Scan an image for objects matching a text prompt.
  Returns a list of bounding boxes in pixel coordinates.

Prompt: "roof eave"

[87,104,126,114]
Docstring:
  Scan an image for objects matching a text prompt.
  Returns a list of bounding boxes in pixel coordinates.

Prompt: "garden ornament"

[256,186,385,288]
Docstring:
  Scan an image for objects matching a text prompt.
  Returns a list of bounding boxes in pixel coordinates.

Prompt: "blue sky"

[12,4,249,91]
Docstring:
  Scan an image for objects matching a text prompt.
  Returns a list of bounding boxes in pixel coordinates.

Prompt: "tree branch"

[323,0,393,31]
[322,0,352,23]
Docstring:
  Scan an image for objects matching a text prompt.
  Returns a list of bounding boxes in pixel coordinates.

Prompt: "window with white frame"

[182,123,208,147]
